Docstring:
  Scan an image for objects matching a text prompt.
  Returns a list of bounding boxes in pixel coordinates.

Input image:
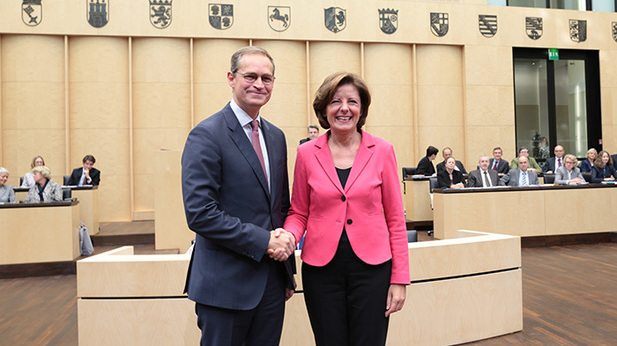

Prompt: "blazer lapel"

[314,136,344,195]
[223,107,270,197]
[344,131,374,192]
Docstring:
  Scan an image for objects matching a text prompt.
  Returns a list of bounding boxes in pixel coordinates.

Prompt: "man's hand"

[84,168,91,180]
[266,228,295,261]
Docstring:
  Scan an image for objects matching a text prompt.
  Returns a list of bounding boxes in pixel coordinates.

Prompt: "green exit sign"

[548,48,559,60]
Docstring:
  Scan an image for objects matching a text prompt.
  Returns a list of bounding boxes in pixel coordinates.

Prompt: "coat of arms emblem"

[324,7,346,33]
[209,4,233,30]
[479,15,497,38]
[87,0,109,28]
[612,22,617,43]
[22,0,42,26]
[268,6,290,32]
[570,19,587,42]
[150,0,172,29]
[379,8,398,35]
[430,12,448,37]
[526,17,542,40]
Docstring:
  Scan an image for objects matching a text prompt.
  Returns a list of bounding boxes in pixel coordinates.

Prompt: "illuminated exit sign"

[548,48,559,60]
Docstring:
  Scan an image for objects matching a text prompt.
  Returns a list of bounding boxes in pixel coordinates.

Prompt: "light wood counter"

[402,176,433,222]
[77,231,522,345]
[0,200,80,265]
[433,183,617,239]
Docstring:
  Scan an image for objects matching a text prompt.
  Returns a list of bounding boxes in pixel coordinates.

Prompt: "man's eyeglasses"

[236,72,275,85]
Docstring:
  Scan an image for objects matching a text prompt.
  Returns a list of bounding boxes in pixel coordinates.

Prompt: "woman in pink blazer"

[284,72,410,346]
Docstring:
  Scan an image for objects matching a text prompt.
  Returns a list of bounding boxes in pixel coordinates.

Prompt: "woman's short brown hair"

[313,72,371,131]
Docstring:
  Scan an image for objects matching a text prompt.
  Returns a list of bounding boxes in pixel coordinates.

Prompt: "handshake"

[266,228,296,261]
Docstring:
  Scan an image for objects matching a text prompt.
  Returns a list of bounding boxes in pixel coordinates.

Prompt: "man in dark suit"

[299,124,319,144]
[436,147,467,174]
[489,147,509,174]
[542,144,565,173]
[499,156,540,187]
[181,47,296,346]
[611,153,617,167]
[467,155,499,187]
[67,154,100,186]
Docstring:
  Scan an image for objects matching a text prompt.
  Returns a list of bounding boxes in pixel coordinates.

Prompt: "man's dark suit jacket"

[415,156,435,176]
[466,169,499,187]
[436,160,467,175]
[612,154,617,167]
[299,137,310,144]
[489,158,510,174]
[67,167,101,186]
[542,156,564,173]
[181,103,293,311]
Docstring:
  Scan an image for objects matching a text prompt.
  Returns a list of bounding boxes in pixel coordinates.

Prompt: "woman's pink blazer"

[284,130,410,284]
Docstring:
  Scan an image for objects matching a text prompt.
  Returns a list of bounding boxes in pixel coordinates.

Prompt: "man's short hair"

[230,46,275,75]
[518,147,529,154]
[442,147,452,154]
[493,147,502,152]
[83,155,96,164]
[308,125,319,131]
[478,155,489,162]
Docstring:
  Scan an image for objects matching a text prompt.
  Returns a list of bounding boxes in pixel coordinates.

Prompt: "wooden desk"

[67,186,100,235]
[77,231,522,345]
[433,183,617,239]
[12,185,99,235]
[402,176,433,222]
[0,200,80,265]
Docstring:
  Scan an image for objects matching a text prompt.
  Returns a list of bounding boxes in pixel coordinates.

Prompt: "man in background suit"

[67,154,100,186]
[299,124,319,144]
[489,147,510,174]
[542,145,565,173]
[181,47,295,346]
[467,155,499,187]
[500,156,540,187]
[436,147,467,174]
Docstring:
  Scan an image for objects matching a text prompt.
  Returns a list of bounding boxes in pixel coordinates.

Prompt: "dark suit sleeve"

[436,161,445,174]
[502,161,510,174]
[466,171,479,187]
[457,161,467,175]
[66,169,79,186]
[436,171,449,188]
[89,168,101,185]
[181,124,270,262]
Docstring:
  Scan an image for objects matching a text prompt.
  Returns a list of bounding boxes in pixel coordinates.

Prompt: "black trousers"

[196,258,286,346]
[302,233,392,346]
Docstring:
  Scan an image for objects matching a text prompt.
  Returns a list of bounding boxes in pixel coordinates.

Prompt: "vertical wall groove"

[128,37,134,219]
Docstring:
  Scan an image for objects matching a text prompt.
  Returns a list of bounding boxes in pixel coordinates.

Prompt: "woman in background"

[0,167,16,203]
[580,148,597,173]
[591,150,617,183]
[24,166,63,203]
[437,157,465,188]
[21,155,45,188]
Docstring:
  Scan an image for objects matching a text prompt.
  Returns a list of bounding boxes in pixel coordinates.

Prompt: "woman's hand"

[385,284,406,317]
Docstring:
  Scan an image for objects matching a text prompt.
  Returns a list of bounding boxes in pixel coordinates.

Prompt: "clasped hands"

[266,228,295,261]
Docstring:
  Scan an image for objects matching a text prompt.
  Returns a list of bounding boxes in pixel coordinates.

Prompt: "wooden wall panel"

[364,43,414,168]
[416,45,465,166]
[132,38,191,216]
[69,36,130,221]
[1,35,65,186]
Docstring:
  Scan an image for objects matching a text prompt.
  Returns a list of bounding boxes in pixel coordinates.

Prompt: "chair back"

[543,174,555,184]
[62,188,72,200]
[402,167,416,179]
[63,175,70,185]
[407,230,418,243]
[20,177,24,186]
[582,172,592,183]
[429,177,439,193]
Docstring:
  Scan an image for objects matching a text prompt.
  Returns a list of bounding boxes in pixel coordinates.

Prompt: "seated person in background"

[467,155,499,188]
[0,167,16,203]
[510,147,542,172]
[555,154,585,185]
[67,155,100,186]
[591,150,617,183]
[299,124,319,144]
[580,148,597,173]
[612,153,617,169]
[542,145,565,173]
[489,147,510,174]
[436,147,467,174]
[499,156,539,187]
[416,145,439,176]
[437,157,465,189]
[24,166,63,203]
[21,155,45,188]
